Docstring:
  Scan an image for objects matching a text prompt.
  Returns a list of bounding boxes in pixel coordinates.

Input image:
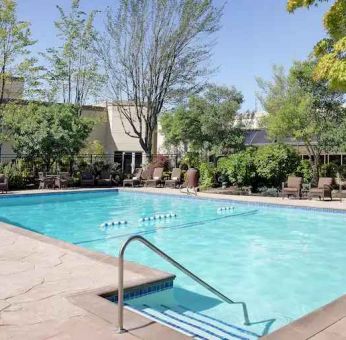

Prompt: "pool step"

[126,303,259,340]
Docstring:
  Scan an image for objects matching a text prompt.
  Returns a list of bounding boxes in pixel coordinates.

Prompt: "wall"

[0,77,24,100]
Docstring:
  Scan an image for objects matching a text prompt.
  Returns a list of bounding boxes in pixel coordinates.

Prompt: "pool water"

[1,190,346,336]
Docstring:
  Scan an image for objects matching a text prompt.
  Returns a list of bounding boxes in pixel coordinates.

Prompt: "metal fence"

[0,152,181,175]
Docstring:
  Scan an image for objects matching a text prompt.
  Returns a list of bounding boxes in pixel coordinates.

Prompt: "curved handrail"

[117,235,250,333]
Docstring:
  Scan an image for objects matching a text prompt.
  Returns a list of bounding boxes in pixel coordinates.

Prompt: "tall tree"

[44,0,103,109]
[98,0,222,159]
[0,0,38,104]
[2,102,94,171]
[287,0,346,91]
[160,84,244,155]
[257,61,346,183]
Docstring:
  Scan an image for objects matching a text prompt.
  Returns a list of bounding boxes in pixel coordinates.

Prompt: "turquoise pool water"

[1,190,346,336]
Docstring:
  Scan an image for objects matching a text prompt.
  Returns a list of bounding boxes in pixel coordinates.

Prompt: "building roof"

[244,129,307,146]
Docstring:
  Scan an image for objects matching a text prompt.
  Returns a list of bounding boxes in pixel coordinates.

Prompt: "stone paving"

[0,222,186,340]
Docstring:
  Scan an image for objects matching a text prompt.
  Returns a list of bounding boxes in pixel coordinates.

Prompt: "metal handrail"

[117,235,250,333]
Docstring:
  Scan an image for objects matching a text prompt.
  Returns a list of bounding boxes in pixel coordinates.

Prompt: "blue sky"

[17,0,330,110]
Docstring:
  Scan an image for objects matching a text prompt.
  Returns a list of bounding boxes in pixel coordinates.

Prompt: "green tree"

[254,144,300,187]
[258,61,346,184]
[160,85,244,155]
[99,0,222,158]
[2,102,94,171]
[0,0,41,104]
[43,0,103,109]
[287,0,346,91]
[217,148,258,187]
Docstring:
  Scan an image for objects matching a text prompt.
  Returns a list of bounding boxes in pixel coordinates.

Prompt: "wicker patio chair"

[80,172,95,187]
[308,177,333,201]
[0,174,9,193]
[144,167,164,188]
[123,168,143,187]
[282,176,303,199]
[164,168,182,189]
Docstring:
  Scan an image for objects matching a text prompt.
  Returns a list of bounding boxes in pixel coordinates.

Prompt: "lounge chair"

[38,172,55,189]
[55,172,70,189]
[80,172,95,187]
[180,168,199,195]
[0,174,8,193]
[282,176,302,199]
[123,168,143,187]
[308,177,333,201]
[165,168,182,188]
[144,167,164,187]
[97,170,113,186]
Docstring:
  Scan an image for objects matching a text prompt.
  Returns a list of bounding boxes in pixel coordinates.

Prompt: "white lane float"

[100,220,128,229]
[217,206,235,212]
[139,213,177,222]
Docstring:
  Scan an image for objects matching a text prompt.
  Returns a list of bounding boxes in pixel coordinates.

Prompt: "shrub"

[295,159,313,183]
[0,160,31,190]
[254,144,300,187]
[320,162,339,178]
[147,154,170,174]
[216,148,257,187]
[180,152,201,170]
[110,162,123,184]
[337,164,346,179]
[199,162,216,190]
[257,186,279,197]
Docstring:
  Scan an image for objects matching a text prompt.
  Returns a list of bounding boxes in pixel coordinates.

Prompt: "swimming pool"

[1,190,346,338]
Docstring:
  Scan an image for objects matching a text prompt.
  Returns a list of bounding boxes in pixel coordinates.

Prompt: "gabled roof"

[244,129,308,146]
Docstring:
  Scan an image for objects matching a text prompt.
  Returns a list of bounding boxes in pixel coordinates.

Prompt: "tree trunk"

[310,156,320,186]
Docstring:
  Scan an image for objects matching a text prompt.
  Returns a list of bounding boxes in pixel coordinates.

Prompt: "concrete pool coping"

[3,186,346,212]
[1,186,346,339]
[0,221,189,339]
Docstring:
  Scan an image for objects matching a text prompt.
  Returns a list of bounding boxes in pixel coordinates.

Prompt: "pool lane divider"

[75,209,258,245]
[139,213,177,222]
[217,206,235,212]
[100,220,128,228]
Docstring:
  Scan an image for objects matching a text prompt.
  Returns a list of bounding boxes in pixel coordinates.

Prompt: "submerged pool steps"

[126,302,258,340]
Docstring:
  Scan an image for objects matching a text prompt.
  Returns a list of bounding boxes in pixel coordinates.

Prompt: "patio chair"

[0,174,9,193]
[164,168,182,188]
[123,168,143,187]
[38,172,46,189]
[144,167,164,188]
[38,172,55,189]
[139,168,152,186]
[180,168,199,195]
[80,172,95,187]
[335,178,346,202]
[55,172,70,189]
[282,176,302,199]
[97,170,113,186]
[308,177,333,201]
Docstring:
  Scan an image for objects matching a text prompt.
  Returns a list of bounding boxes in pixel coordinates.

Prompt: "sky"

[17,0,331,111]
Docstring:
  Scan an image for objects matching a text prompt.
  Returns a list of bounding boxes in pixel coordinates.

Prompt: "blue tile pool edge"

[118,189,346,215]
[0,187,345,215]
[104,278,174,303]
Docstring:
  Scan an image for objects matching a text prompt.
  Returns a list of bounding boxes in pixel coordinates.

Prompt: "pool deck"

[0,221,188,340]
[1,187,346,340]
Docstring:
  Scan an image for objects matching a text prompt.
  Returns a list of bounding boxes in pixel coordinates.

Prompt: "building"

[0,77,24,101]
[0,78,151,173]
[245,128,346,165]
